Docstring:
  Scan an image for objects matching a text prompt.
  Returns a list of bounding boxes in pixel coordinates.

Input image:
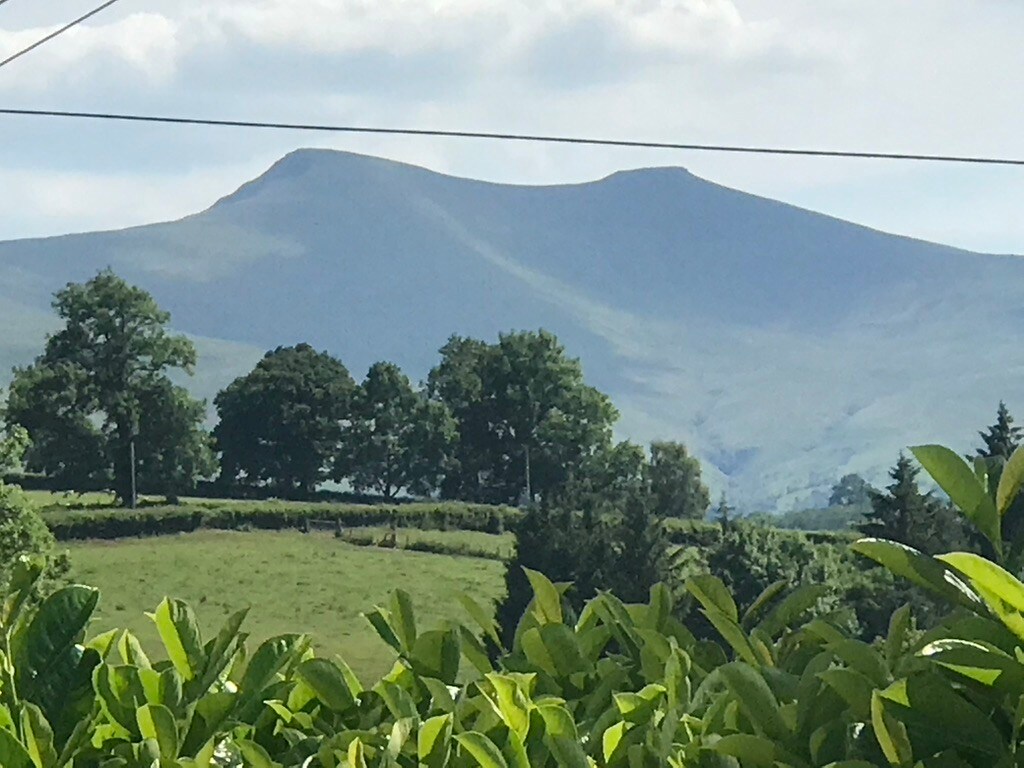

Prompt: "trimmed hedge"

[41,500,519,541]
[664,516,855,548]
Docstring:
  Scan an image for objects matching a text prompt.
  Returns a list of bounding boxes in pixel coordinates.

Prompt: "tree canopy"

[428,330,617,505]
[5,271,209,505]
[646,440,710,520]
[214,344,354,497]
[340,362,456,500]
[828,473,874,507]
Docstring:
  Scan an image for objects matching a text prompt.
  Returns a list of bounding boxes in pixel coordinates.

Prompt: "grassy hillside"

[67,530,506,682]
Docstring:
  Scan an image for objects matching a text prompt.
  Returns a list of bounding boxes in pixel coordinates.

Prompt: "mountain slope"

[1,149,1020,510]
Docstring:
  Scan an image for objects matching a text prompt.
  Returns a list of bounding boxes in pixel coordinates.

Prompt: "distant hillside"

[1,149,1021,510]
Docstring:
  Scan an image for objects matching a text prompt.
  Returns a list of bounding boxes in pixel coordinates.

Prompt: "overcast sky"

[2,0,1023,253]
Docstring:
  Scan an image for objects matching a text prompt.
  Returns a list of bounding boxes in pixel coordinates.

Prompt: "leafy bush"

[2,442,1024,768]
[0,483,68,592]
[8,439,1024,766]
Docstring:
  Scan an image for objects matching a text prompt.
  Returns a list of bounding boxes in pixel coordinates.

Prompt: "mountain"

[1,149,1020,511]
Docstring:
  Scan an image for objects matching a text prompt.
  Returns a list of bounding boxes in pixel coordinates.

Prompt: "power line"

[2,106,1024,167]
[0,0,124,70]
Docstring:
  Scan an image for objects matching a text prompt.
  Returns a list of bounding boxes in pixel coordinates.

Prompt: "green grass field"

[67,530,506,682]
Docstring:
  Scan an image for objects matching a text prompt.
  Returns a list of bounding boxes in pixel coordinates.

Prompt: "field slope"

[68,530,505,681]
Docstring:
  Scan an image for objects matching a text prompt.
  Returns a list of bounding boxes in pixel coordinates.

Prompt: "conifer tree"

[714,494,734,528]
[977,401,1023,460]
[859,453,968,554]
[610,493,669,603]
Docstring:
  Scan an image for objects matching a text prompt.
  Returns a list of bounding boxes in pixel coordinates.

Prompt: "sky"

[2,1,1024,254]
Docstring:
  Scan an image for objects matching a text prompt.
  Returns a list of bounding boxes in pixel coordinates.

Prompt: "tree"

[428,330,617,505]
[214,344,354,497]
[550,440,648,515]
[6,271,208,505]
[714,494,734,526]
[858,453,968,554]
[134,380,215,502]
[609,493,669,603]
[0,419,29,476]
[496,501,613,646]
[828,474,874,507]
[646,441,710,519]
[977,401,1022,460]
[340,362,456,500]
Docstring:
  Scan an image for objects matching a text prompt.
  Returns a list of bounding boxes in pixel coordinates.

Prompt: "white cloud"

[2,0,1024,254]
[0,13,181,91]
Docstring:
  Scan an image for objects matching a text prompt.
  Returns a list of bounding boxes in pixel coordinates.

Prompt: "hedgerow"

[40,500,518,541]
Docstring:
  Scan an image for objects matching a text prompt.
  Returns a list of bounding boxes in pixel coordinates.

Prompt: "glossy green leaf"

[920,639,1024,693]
[758,584,827,639]
[389,589,417,652]
[741,580,787,629]
[711,733,778,767]
[537,704,589,768]
[819,668,876,720]
[852,538,982,611]
[418,714,453,768]
[297,658,358,711]
[701,607,760,667]
[457,593,503,649]
[938,552,1024,611]
[148,598,204,682]
[484,674,531,740]
[602,721,631,764]
[237,634,307,718]
[237,738,281,768]
[197,606,248,691]
[524,569,563,625]
[116,630,151,668]
[136,704,178,758]
[718,662,788,740]
[456,731,508,768]
[412,629,461,684]
[827,639,889,687]
[376,680,419,721]
[0,729,33,768]
[871,690,912,767]
[885,604,912,669]
[13,585,99,712]
[687,575,739,622]
[998,446,1024,516]
[20,703,56,768]
[364,607,402,652]
[912,445,1002,551]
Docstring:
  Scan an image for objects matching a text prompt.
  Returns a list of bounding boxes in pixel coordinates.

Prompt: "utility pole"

[524,443,531,504]
[128,409,138,509]
[129,434,137,510]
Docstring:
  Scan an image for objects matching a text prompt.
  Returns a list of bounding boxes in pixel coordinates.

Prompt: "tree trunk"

[112,421,136,508]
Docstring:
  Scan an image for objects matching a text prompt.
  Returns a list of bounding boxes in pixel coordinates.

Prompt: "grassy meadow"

[67,530,506,682]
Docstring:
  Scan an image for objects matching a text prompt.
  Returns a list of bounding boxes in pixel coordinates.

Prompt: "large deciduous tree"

[6,271,209,505]
[645,441,710,520]
[828,473,874,508]
[340,362,456,500]
[428,330,617,505]
[214,344,354,497]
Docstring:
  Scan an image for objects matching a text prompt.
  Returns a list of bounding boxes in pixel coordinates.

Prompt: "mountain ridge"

[1,148,1021,511]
